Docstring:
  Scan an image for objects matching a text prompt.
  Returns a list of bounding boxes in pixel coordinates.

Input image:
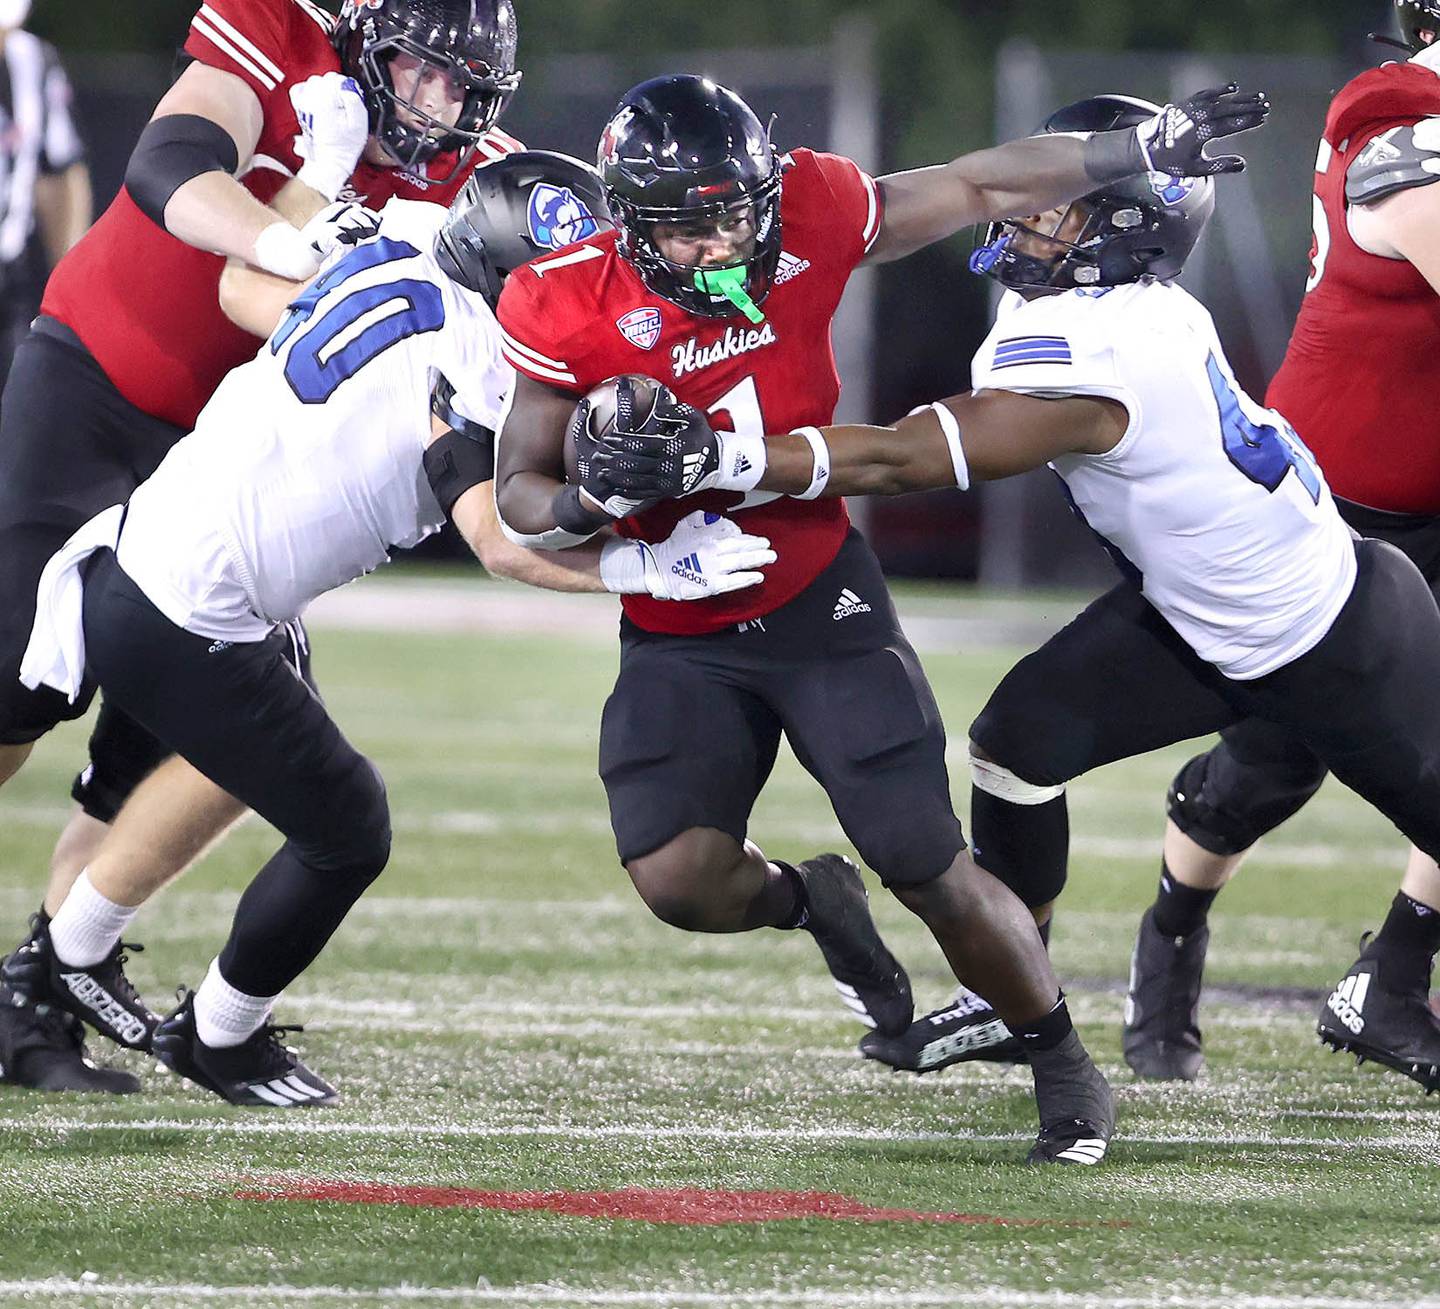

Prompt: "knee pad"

[1166,746,1325,857]
[71,700,172,823]
[968,752,1069,908]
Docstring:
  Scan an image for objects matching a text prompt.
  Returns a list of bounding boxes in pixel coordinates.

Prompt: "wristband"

[551,484,611,537]
[929,403,969,491]
[713,430,769,492]
[253,221,322,280]
[1081,127,1146,183]
[793,427,831,500]
[297,159,352,204]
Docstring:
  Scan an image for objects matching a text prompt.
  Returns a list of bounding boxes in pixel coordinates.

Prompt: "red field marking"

[234,1181,1127,1227]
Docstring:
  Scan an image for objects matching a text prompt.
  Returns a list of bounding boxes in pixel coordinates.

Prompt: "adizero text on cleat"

[859,986,1027,1072]
[0,914,158,1051]
[796,854,913,1036]
[152,991,338,1108]
[0,983,140,1094]
[1316,951,1440,1095]
[1121,909,1207,1081]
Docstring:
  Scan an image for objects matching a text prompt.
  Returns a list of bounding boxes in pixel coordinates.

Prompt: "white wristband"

[252,221,321,281]
[929,403,969,491]
[793,427,831,500]
[712,430,768,493]
[598,537,651,594]
[297,159,351,203]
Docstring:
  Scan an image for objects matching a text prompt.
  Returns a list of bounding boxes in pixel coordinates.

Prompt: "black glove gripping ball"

[565,374,677,515]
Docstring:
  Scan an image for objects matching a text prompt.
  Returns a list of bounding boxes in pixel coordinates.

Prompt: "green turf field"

[0,580,1436,1308]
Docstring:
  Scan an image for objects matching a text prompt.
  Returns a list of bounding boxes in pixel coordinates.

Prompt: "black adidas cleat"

[1027,1030,1115,1166]
[796,854,912,1037]
[1317,947,1440,1095]
[859,986,1027,1072]
[1,915,158,1052]
[153,991,339,1108]
[1121,909,1207,1082]
[0,984,140,1094]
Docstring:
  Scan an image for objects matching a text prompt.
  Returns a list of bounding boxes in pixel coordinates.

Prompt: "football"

[564,374,671,515]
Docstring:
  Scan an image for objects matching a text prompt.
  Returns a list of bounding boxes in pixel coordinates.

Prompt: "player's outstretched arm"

[593,389,1127,498]
[868,84,1270,265]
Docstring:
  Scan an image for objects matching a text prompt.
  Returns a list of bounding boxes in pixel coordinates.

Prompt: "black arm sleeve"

[424,427,496,519]
[124,113,241,231]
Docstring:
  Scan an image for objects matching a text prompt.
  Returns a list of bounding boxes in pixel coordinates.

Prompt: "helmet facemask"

[970,201,1112,292]
[615,181,783,323]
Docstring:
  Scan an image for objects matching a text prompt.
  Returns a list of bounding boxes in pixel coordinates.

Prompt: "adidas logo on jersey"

[774,251,811,285]
[833,588,872,621]
[672,322,777,379]
[670,552,707,587]
[1326,970,1371,1036]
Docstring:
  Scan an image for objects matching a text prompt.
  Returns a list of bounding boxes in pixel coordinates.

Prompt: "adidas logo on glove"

[670,552,707,587]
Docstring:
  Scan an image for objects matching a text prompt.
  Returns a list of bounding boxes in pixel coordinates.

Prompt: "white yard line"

[0,1119,1431,1150]
[2,1280,1436,1309]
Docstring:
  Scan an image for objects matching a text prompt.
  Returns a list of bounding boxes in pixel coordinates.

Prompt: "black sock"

[772,862,809,931]
[1014,993,1073,1052]
[1369,892,1440,988]
[1151,862,1219,938]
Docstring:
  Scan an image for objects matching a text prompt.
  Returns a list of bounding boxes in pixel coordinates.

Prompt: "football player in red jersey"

[0,0,522,1093]
[1107,0,1440,1091]
[493,73,1269,1163]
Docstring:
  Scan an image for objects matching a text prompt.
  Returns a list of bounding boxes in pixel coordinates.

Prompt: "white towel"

[19,504,125,702]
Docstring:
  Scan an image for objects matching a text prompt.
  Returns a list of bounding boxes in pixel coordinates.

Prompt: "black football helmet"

[333,0,520,183]
[970,95,1215,292]
[1372,1,1440,53]
[598,75,783,321]
[435,150,610,307]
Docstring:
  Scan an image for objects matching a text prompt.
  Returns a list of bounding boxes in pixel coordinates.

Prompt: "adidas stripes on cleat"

[859,985,1027,1072]
[1317,949,1440,1095]
[1027,1030,1115,1166]
[153,991,339,1108]
[1121,909,1207,1082]
[0,914,158,1051]
[796,854,913,1037]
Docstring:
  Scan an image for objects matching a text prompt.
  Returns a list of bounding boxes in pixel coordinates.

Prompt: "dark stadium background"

[43,0,1394,578]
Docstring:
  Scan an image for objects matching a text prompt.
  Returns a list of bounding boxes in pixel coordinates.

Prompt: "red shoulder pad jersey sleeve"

[1328,62,1440,149]
[495,244,609,394]
[793,148,884,266]
[184,0,300,107]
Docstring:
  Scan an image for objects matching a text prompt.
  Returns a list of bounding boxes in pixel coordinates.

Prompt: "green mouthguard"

[693,266,765,324]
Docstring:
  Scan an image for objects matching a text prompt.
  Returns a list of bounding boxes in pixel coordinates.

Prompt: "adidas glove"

[598,510,776,601]
[592,408,768,498]
[1086,84,1270,182]
[290,72,370,201]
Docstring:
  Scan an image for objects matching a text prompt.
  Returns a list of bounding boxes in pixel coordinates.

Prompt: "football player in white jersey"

[11,152,774,1105]
[585,94,1440,1100]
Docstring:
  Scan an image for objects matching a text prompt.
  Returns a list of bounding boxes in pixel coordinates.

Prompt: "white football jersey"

[972,280,1357,679]
[117,200,508,640]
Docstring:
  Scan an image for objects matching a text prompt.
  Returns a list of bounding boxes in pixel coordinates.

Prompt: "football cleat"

[152,991,339,1108]
[1121,908,1207,1081]
[858,985,1027,1072]
[1317,946,1440,1095]
[796,854,913,1037]
[1026,1029,1115,1166]
[0,983,140,1094]
[0,914,158,1051]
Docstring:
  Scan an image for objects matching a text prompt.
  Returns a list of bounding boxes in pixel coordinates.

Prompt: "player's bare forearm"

[270,176,334,227]
[162,170,290,262]
[493,375,583,535]
[218,260,302,337]
[870,135,1093,264]
[757,411,960,496]
[452,483,609,593]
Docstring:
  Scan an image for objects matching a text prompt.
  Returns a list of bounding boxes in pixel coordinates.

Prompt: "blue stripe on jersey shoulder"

[992,334,1073,370]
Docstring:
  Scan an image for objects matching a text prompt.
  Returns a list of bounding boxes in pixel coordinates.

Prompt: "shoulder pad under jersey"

[1345,123,1440,204]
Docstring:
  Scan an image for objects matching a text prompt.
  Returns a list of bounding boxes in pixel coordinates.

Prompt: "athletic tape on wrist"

[598,537,648,593]
[793,427,831,500]
[253,222,321,281]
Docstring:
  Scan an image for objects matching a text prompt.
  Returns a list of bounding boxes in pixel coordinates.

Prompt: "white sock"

[48,870,138,967]
[193,958,278,1049]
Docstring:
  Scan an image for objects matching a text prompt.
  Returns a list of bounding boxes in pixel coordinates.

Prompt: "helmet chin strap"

[693,266,765,324]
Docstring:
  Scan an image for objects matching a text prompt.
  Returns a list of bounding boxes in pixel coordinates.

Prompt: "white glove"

[300,200,382,260]
[599,511,776,601]
[290,72,370,201]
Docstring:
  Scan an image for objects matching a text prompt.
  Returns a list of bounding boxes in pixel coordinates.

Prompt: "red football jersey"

[1265,60,1440,514]
[42,0,521,431]
[498,147,883,634]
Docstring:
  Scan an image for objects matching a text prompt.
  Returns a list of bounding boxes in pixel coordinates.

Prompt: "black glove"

[1136,84,1271,177]
[589,394,723,500]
